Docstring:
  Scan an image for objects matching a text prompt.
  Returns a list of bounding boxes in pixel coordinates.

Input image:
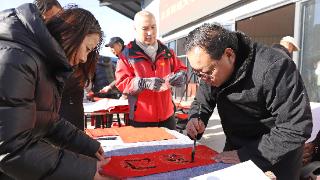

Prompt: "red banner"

[101,145,218,178]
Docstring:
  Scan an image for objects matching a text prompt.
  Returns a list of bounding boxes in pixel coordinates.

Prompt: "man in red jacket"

[115,10,187,130]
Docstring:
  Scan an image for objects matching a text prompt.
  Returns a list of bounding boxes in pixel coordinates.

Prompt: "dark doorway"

[236,4,295,46]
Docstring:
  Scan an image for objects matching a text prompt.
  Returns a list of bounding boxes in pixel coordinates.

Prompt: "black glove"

[168,71,187,87]
[138,77,165,91]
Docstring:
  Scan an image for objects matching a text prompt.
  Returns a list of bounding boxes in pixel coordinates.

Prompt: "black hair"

[33,0,62,15]
[185,23,238,60]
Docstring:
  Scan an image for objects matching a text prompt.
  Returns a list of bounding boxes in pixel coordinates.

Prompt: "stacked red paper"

[116,126,176,143]
[85,128,119,138]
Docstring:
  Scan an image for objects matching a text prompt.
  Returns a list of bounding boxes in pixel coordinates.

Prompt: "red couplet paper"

[116,126,176,143]
[101,145,218,178]
[85,128,119,138]
[107,105,129,113]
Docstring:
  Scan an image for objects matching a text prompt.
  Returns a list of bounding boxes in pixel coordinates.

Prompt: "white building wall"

[143,0,305,61]
[143,0,298,42]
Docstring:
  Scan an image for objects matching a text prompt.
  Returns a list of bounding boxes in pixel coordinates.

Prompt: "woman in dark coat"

[0,4,111,180]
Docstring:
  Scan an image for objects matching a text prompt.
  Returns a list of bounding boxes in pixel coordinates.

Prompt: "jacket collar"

[233,32,254,82]
[1,3,73,94]
[126,40,173,60]
[221,32,254,89]
[272,44,292,58]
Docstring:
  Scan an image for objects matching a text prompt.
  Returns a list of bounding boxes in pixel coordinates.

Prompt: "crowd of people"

[0,0,318,179]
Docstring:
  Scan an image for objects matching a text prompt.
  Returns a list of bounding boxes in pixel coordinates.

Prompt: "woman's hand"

[95,146,105,161]
[94,158,117,180]
[303,142,315,165]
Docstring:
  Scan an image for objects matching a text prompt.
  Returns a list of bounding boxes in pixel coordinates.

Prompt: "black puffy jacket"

[0,4,99,180]
[60,74,86,130]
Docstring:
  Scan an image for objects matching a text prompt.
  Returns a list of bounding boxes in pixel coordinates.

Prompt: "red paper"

[101,145,217,178]
[107,105,129,113]
[116,126,176,143]
[85,128,119,138]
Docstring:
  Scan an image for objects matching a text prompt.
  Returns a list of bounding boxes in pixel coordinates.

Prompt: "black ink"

[164,153,189,163]
[124,158,156,170]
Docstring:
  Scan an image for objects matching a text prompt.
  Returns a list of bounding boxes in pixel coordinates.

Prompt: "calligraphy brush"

[191,104,201,163]
[191,137,196,162]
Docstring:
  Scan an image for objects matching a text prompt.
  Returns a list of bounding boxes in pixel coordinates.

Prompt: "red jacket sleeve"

[115,55,136,94]
[170,50,187,73]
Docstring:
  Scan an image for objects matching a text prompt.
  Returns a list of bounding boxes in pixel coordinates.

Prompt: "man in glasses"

[185,23,312,180]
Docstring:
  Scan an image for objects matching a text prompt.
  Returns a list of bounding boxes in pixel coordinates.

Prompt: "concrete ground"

[199,112,225,152]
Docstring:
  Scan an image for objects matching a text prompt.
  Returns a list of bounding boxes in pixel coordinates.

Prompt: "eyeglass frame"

[191,60,218,80]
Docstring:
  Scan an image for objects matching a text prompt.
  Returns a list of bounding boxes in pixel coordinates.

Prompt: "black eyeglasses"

[192,68,204,78]
[191,60,217,79]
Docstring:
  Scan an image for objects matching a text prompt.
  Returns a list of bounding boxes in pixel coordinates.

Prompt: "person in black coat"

[33,0,62,21]
[0,4,112,180]
[34,0,88,131]
[185,23,312,180]
[272,36,300,58]
[99,37,125,96]
[37,0,96,132]
[92,56,121,99]
[90,56,121,128]
[89,38,125,128]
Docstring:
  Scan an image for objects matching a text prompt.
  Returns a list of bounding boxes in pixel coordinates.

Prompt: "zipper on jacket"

[151,63,156,71]
[155,50,165,60]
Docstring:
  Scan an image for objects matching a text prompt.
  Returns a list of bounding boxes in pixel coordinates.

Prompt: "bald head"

[133,10,157,45]
[134,11,155,27]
